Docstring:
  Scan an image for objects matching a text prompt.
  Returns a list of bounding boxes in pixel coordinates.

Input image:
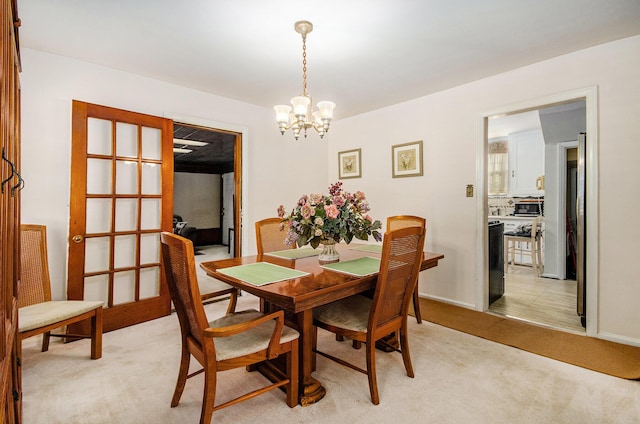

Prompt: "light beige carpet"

[419,298,640,380]
[21,294,640,423]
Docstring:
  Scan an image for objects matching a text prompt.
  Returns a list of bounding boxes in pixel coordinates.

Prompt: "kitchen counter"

[488,215,538,235]
[488,215,534,221]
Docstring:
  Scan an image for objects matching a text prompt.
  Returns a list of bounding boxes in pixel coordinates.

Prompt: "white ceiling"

[17,0,640,120]
[488,99,586,139]
[488,111,541,140]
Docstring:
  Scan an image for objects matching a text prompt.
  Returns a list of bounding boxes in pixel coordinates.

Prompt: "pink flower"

[325,204,340,219]
[277,205,286,218]
[301,203,315,219]
[365,214,373,222]
[354,191,366,201]
[309,193,323,205]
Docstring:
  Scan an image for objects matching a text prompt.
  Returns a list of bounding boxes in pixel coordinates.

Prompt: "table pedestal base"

[255,361,326,406]
[300,376,326,406]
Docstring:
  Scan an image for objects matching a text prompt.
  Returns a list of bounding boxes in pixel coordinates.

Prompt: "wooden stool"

[504,216,543,277]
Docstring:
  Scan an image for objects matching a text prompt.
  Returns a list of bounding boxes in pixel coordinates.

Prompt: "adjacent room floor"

[488,264,585,334]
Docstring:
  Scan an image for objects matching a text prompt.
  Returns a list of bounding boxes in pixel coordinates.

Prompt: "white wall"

[174,172,221,228]
[329,35,640,345]
[20,49,328,300]
[539,105,586,279]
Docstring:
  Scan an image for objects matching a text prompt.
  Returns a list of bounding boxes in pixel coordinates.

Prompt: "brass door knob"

[72,234,84,244]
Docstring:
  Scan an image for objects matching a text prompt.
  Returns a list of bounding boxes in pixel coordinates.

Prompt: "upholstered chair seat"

[313,296,371,333]
[19,300,104,333]
[209,309,299,361]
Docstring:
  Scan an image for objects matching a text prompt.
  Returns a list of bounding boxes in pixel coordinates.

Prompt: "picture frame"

[392,140,423,178]
[338,148,362,179]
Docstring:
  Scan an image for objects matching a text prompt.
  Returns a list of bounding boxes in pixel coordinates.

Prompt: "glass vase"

[318,238,340,264]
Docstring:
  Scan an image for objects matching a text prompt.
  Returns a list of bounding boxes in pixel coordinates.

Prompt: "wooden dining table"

[200,243,444,406]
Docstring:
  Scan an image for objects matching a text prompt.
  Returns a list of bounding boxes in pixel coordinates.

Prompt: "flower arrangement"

[277,182,382,249]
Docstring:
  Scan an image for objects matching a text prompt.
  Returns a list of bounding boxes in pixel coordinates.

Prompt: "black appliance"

[513,201,543,216]
[488,221,504,304]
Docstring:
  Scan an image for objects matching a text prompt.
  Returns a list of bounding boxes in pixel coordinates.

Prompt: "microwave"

[514,201,543,216]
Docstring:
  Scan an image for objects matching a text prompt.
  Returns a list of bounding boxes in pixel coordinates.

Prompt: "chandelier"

[274,20,335,140]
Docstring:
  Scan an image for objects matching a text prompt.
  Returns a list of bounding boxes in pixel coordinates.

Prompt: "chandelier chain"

[302,34,308,96]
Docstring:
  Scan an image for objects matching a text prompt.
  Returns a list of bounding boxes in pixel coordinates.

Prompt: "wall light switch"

[466,184,474,197]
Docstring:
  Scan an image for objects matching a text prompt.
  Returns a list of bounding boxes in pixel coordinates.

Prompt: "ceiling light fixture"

[274,20,335,140]
[173,147,192,154]
[173,138,208,147]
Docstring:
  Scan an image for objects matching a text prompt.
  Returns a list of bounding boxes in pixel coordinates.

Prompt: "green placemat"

[350,244,383,253]
[321,256,381,277]
[217,262,309,286]
[265,247,320,259]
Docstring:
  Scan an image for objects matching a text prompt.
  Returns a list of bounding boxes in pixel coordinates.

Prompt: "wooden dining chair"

[313,226,426,405]
[160,232,300,423]
[18,224,103,360]
[386,215,426,323]
[255,217,295,255]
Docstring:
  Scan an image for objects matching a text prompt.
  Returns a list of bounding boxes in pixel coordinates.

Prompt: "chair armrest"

[204,310,286,359]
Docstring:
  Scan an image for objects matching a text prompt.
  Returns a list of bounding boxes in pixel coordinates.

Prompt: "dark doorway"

[173,122,241,255]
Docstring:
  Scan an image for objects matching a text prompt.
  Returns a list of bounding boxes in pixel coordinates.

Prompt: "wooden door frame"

[232,131,242,257]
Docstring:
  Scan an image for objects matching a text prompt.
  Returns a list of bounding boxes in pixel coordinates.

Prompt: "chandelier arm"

[311,120,327,134]
[281,119,325,133]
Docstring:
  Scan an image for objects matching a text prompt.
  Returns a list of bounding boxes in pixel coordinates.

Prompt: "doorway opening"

[172,122,242,258]
[481,92,596,335]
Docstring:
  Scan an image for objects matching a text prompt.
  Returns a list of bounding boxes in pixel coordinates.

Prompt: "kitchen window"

[488,140,508,195]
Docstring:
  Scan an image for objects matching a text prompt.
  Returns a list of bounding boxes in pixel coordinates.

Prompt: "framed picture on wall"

[338,148,362,179]
[392,140,423,178]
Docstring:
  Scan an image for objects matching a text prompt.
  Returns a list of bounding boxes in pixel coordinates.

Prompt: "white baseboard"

[596,331,640,348]
[420,294,477,311]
